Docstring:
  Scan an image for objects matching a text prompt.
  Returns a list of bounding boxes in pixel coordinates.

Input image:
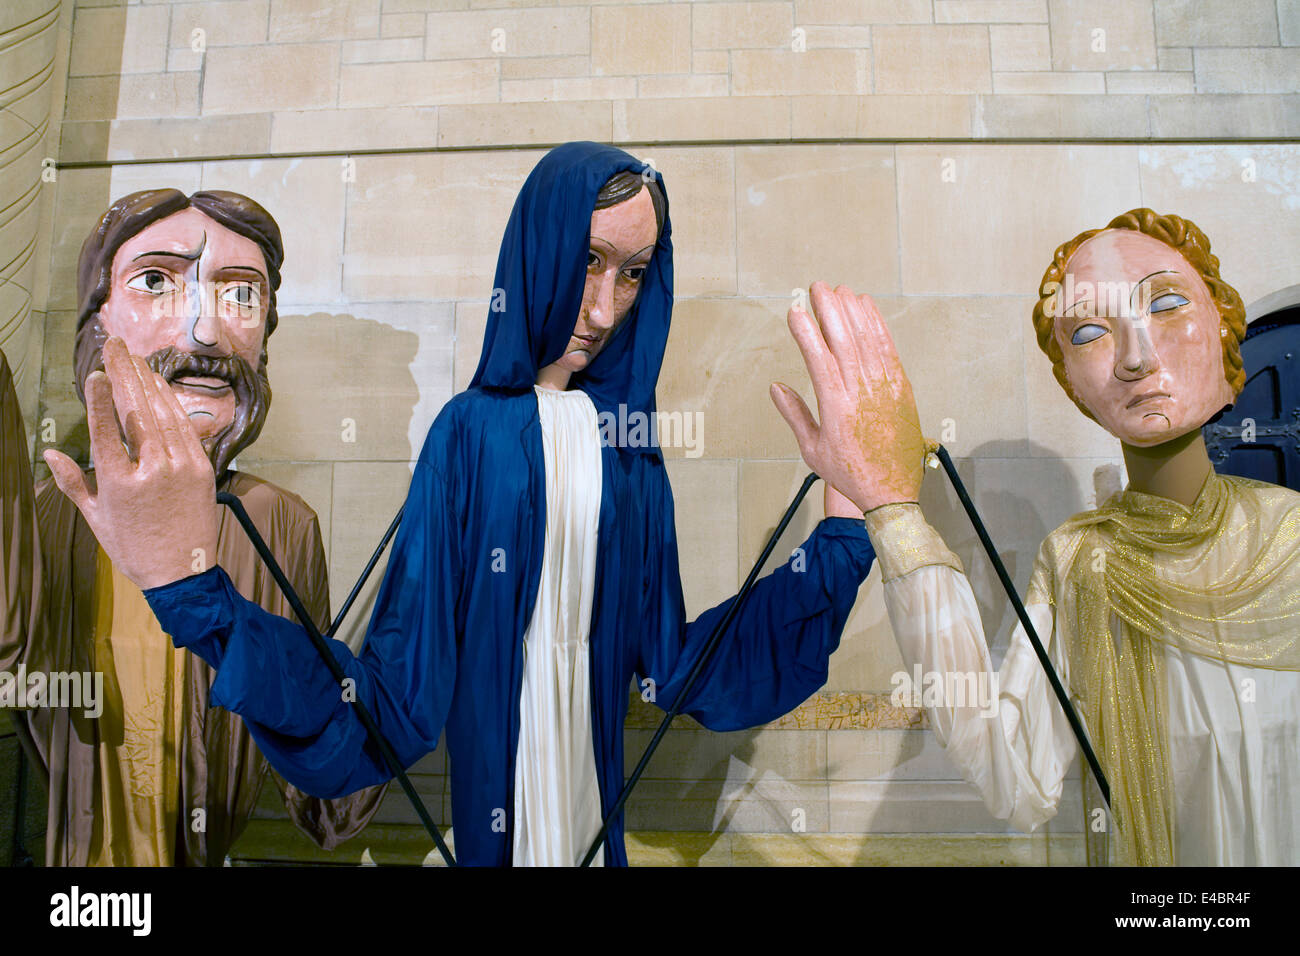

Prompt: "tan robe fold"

[1,349,386,865]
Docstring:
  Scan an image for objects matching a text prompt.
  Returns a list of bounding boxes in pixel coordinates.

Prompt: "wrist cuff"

[862,503,963,582]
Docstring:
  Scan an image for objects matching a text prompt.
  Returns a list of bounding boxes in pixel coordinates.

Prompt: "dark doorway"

[1204,304,1300,491]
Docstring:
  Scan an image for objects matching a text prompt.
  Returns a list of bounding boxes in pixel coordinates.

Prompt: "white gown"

[511,385,606,866]
[870,505,1300,866]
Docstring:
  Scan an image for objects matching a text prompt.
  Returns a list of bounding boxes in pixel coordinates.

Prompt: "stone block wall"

[4,0,1297,865]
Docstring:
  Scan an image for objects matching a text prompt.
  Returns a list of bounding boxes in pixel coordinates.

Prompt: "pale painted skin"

[1055,229,1232,448]
[534,187,657,392]
[99,206,270,449]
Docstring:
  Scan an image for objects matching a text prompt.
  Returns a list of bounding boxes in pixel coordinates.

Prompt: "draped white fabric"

[875,510,1300,866]
[511,386,606,867]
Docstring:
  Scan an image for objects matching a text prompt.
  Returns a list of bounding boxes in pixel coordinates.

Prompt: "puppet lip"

[171,374,232,392]
[1125,390,1170,409]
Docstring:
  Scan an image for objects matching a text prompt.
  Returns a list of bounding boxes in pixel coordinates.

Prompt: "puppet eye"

[1071,323,1108,346]
[587,251,601,271]
[623,265,646,283]
[126,270,175,295]
[220,282,260,310]
[1149,292,1189,314]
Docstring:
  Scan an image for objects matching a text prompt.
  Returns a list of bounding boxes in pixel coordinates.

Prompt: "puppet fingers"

[809,282,864,386]
[102,338,164,463]
[787,302,844,417]
[856,293,911,393]
[138,360,201,466]
[837,286,890,386]
[83,369,134,474]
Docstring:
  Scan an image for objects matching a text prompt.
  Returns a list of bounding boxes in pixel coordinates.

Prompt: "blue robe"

[145,142,877,866]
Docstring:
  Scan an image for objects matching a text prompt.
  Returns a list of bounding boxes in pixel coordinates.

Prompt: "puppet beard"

[144,345,271,476]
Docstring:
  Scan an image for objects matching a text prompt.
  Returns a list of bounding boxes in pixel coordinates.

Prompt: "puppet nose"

[586,275,617,332]
[187,283,228,352]
[1114,316,1159,381]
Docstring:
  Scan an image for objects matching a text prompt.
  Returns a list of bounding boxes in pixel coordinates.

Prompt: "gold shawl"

[1028,472,1300,866]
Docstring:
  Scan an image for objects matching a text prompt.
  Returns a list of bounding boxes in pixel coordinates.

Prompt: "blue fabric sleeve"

[639,471,876,731]
[145,458,461,799]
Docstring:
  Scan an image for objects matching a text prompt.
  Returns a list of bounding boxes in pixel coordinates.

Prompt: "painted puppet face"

[97,207,270,451]
[1054,229,1232,448]
[542,186,658,381]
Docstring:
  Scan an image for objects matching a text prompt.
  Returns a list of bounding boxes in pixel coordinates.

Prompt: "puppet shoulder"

[1220,473,1300,515]
[434,386,533,424]
[1025,515,1095,606]
[222,470,323,547]
[418,387,537,465]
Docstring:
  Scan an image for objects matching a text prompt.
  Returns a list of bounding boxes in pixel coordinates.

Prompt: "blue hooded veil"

[148,142,877,867]
[470,140,673,454]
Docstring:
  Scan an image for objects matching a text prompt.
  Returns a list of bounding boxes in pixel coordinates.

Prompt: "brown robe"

[1,350,385,865]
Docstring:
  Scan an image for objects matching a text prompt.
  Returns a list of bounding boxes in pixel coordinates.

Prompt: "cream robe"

[866,503,1300,866]
[511,385,605,866]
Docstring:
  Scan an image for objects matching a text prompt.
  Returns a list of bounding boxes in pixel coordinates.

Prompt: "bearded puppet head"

[73,189,283,477]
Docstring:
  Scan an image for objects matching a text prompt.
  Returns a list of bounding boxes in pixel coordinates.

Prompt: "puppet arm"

[277,507,390,844]
[866,502,1076,831]
[636,459,877,729]
[146,454,459,800]
[0,348,43,677]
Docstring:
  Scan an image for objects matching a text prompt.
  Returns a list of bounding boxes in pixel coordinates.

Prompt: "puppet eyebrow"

[1061,297,1092,318]
[619,243,656,267]
[132,230,207,262]
[1131,270,1178,307]
[215,265,268,282]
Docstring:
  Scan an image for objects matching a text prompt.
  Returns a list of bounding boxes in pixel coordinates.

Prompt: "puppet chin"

[563,348,595,370]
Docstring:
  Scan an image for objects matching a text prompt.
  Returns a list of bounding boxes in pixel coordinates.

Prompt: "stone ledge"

[54,93,1300,164]
[227,820,1083,866]
[624,690,927,731]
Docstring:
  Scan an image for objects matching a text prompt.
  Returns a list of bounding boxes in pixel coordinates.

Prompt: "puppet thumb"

[43,449,92,514]
[771,383,818,457]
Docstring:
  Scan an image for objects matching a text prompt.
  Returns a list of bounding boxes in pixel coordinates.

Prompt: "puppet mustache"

[147,347,251,387]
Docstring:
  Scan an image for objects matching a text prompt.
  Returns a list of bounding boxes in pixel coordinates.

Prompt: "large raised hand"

[771,282,925,515]
[44,336,219,590]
